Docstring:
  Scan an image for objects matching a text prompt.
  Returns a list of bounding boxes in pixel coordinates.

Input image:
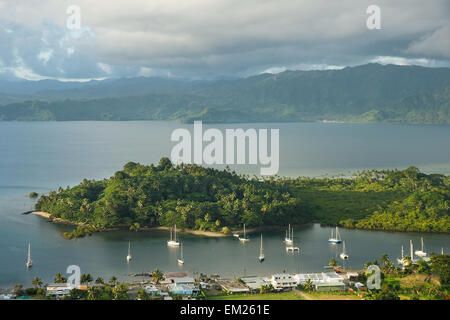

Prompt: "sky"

[0,0,449,81]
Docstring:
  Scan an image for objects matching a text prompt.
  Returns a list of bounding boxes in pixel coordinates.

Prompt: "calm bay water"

[0,121,449,287]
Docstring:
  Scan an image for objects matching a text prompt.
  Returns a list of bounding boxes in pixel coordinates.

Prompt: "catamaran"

[284,224,293,244]
[178,243,185,265]
[239,224,250,242]
[414,237,427,257]
[26,243,33,268]
[258,234,265,262]
[340,241,349,260]
[167,224,180,247]
[328,226,342,244]
[126,241,132,262]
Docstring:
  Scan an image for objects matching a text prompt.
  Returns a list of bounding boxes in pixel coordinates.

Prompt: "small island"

[34,158,449,239]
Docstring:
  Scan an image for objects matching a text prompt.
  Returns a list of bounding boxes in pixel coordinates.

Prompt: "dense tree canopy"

[35,160,449,237]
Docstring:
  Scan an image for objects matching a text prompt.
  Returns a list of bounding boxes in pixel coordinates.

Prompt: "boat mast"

[244,224,246,239]
[27,243,31,263]
[410,240,413,262]
[336,227,340,240]
[181,243,183,260]
[421,237,424,252]
[343,241,346,254]
[260,234,263,255]
[401,245,404,259]
[128,242,131,256]
[174,224,177,242]
[288,224,291,240]
[292,228,294,242]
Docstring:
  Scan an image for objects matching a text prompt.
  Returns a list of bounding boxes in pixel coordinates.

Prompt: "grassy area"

[304,291,361,300]
[207,291,306,300]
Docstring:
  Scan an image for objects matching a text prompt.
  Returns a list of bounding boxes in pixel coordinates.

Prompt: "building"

[46,283,73,297]
[270,274,297,290]
[294,272,346,292]
[144,285,160,295]
[240,277,271,292]
[168,283,200,296]
[216,279,250,294]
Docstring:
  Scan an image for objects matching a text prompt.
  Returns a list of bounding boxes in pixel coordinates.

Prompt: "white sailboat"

[328,226,342,244]
[284,224,293,244]
[397,245,406,265]
[414,237,427,257]
[177,243,185,265]
[340,241,349,260]
[26,243,33,268]
[258,234,265,262]
[126,242,132,262]
[239,224,250,242]
[167,224,180,247]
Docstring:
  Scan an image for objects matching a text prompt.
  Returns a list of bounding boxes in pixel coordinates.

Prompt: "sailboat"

[167,224,180,247]
[239,224,250,242]
[126,242,132,262]
[258,234,265,262]
[414,237,427,257]
[328,226,342,244]
[178,243,185,265]
[397,245,406,265]
[26,243,33,268]
[284,224,293,244]
[340,241,349,260]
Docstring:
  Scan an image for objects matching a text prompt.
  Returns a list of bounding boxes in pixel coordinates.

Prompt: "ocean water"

[0,121,449,287]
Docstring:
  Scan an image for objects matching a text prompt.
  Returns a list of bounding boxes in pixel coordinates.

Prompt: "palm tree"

[54,272,67,283]
[151,269,164,284]
[13,284,23,296]
[109,276,118,286]
[329,257,337,267]
[95,277,104,285]
[303,279,314,292]
[81,273,93,284]
[381,253,390,267]
[32,277,43,289]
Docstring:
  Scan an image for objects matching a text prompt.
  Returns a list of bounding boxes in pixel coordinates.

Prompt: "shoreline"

[30,211,228,237]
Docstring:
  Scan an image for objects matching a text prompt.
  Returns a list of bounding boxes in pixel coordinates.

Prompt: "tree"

[109,276,118,286]
[13,284,23,296]
[152,269,164,284]
[329,257,337,267]
[80,273,93,284]
[54,272,67,283]
[112,283,129,300]
[302,279,314,292]
[95,277,104,285]
[32,277,43,289]
[430,254,450,285]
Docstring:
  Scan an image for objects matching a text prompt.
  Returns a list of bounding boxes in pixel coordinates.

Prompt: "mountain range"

[0,63,449,124]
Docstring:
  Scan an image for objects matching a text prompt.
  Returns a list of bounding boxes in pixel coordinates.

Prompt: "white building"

[270,274,297,290]
[294,272,345,292]
[46,283,73,296]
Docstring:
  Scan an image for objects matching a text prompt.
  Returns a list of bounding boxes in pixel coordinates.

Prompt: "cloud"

[0,0,449,80]
[406,26,450,58]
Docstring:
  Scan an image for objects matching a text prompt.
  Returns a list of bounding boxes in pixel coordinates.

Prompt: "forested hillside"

[2,64,450,124]
[34,159,449,238]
